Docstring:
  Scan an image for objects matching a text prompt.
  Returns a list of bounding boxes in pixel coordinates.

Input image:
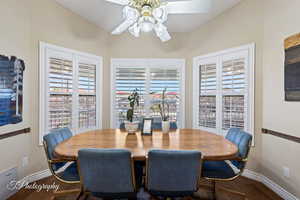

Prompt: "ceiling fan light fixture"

[154,23,171,42]
[138,16,155,32]
[141,4,153,16]
[129,23,140,37]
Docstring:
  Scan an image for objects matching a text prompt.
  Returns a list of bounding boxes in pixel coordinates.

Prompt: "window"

[193,44,254,136]
[39,42,102,144]
[111,59,185,128]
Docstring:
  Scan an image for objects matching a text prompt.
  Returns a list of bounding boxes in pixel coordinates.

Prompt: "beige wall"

[0,0,299,198]
[0,0,109,179]
[0,0,32,178]
[261,0,300,197]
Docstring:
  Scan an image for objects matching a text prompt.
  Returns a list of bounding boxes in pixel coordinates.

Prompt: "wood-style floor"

[8,176,282,200]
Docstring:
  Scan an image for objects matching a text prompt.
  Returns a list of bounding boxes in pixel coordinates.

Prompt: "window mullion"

[216,56,223,136]
[244,55,250,132]
[45,52,50,134]
[72,54,79,135]
[144,66,151,117]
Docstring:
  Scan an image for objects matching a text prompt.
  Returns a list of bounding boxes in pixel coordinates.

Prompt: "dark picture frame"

[141,118,153,135]
[0,55,25,127]
[284,33,300,101]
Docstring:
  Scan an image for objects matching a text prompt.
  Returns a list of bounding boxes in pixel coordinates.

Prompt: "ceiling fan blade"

[104,0,129,5]
[128,23,140,37]
[153,7,168,23]
[154,23,171,42]
[166,0,211,14]
[112,19,135,35]
[112,6,139,35]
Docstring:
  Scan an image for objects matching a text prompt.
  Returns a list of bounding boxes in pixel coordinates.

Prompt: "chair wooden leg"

[76,190,84,200]
[212,180,216,200]
[83,193,89,200]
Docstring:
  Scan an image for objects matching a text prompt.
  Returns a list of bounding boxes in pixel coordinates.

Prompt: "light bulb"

[140,22,154,32]
[139,16,155,33]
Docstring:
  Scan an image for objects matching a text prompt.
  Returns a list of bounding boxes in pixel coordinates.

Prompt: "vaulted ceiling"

[54,0,242,33]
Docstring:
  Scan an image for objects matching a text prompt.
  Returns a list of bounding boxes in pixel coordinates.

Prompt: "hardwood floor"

[8,176,282,200]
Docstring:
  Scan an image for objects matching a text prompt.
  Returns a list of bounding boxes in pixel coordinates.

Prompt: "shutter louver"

[150,68,180,123]
[222,58,246,92]
[199,63,217,128]
[222,95,244,130]
[222,58,246,130]
[78,62,96,129]
[48,57,73,130]
[115,68,146,127]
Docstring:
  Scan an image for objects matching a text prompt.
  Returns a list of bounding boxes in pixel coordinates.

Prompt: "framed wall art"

[284,33,300,101]
[0,55,25,126]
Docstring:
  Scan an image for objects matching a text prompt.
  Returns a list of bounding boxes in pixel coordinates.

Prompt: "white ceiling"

[54,0,242,33]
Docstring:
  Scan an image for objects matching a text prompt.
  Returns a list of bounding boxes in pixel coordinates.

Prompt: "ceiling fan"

[105,0,211,42]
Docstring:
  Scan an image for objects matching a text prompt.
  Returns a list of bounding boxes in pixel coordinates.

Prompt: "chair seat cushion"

[52,162,66,171]
[202,161,236,179]
[58,162,79,182]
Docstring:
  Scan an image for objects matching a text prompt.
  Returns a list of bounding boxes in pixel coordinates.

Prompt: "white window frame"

[111,58,185,129]
[39,42,103,145]
[193,44,255,138]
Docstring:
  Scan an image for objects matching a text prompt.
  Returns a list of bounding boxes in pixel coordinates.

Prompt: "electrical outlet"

[22,156,29,167]
[283,166,290,178]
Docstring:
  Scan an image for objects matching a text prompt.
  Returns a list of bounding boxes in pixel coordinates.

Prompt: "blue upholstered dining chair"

[76,148,137,200]
[202,128,252,200]
[146,149,202,199]
[43,127,80,200]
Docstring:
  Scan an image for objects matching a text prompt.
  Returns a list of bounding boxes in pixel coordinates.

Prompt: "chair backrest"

[146,149,202,197]
[226,128,252,169]
[78,148,135,196]
[43,127,73,170]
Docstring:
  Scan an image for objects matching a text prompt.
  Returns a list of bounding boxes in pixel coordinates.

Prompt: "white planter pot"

[124,121,139,133]
[162,121,170,134]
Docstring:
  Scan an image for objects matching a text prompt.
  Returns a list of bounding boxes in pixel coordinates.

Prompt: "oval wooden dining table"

[54,129,238,161]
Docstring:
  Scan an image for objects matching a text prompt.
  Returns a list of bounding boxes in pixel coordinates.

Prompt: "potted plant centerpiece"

[124,89,140,133]
[151,88,175,134]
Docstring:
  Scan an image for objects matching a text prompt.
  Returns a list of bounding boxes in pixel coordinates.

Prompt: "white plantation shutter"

[78,62,97,129]
[150,68,181,124]
[112,59,185,128]
[222,57,247,130]
[199,62,217,129]
[193,45,254,137]
[40,42,102,144]
[48,57,73,130]
[114,67,146,127]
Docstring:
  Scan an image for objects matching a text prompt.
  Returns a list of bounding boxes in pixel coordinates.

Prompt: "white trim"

[193,43,255,141]
[243,169,299,200]
[19,169,51,185]
[193,43,256,61]
[39,41,103,145]
[110,58,186,129]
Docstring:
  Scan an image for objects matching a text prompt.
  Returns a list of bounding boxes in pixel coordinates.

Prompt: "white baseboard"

[243,169,299,200]
[19,169,51,184]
